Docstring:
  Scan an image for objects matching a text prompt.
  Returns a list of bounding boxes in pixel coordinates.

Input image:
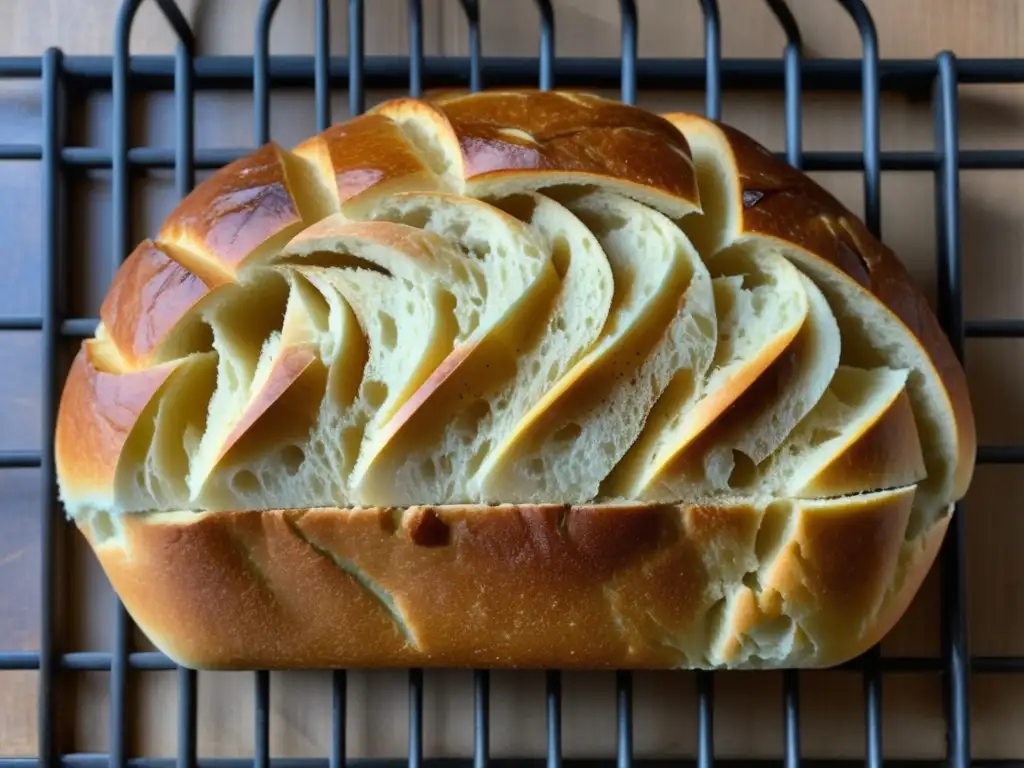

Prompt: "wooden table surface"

[3,0,1024,761]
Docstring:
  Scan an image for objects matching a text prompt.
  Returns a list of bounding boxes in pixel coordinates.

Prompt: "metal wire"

[3,145,1024,170]
[330,671,346,768]
[111,3,145,765]
[408,0,423,97]
[832,2,883,764]
[764,3,805,764]
[534,0,555,90]
[349,0,364,115]
[546,671,562,768]
[5,55,1024,93]
[10,759,1024,768]
[5,649,1022,673]
[618,0,637,104]
[315,0,331,130]
[696,672,714,768]
[169,12,198,765]
[409,669,423,768]
[473,671,489,768]
[934,50,972,768]
[254,0,281,144]
[255,672,270,768]
[459,0,482,91]
[698,0,722,119]
[617,671,633,768]
[37,45,64,768]
[694,1,725,760]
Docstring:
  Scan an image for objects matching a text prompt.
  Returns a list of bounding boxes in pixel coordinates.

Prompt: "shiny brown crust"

[292,109,449,210]
[81,486,937,670]
[158,142,310,275]
[99,240,228,369]
[424,91,700,214]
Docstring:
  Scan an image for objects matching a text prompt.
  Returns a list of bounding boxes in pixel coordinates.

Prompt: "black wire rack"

[1,0,1024,766]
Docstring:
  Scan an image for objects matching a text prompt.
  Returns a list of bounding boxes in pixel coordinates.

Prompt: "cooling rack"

[1,0,1024,766]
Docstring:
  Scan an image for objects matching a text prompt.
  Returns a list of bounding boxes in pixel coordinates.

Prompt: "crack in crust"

[284,514,418,648]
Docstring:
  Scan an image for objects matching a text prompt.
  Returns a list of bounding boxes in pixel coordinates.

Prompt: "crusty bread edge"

[661,111,976,505]
[79,486,944,671]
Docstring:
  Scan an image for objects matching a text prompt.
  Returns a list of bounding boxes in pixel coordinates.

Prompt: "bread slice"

[191,216,506,510]
[602,242,815,500]
[186,270,344,510]
[56,235,252,518]
[466,192,615,501]
[473,188,717,504]
[179,271,296,505]
[768,366,927,497]
[54,336,217,519]
[327,191,562,505]
[616,266,837,502]
[663,112,976,537]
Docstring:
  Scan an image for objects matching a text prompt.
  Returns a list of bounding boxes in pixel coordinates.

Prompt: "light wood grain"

[2,0,1023,761]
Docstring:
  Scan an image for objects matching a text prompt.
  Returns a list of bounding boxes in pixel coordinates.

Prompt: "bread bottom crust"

[78,489,949,670]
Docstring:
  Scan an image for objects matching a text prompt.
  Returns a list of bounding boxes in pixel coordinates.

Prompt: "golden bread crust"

[54,90,975,671]
[99,239,227,369]
[55,344,182,503]
[411,90,702,216]
[158,142,308,275]
[83,487,936,670]
[436,91,695,180]
[293,109,449,211]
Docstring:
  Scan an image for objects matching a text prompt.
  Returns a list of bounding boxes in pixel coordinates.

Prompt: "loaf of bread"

[55,90,975,670]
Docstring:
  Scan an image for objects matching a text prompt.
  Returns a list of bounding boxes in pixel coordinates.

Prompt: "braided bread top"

[54,90,974,548]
